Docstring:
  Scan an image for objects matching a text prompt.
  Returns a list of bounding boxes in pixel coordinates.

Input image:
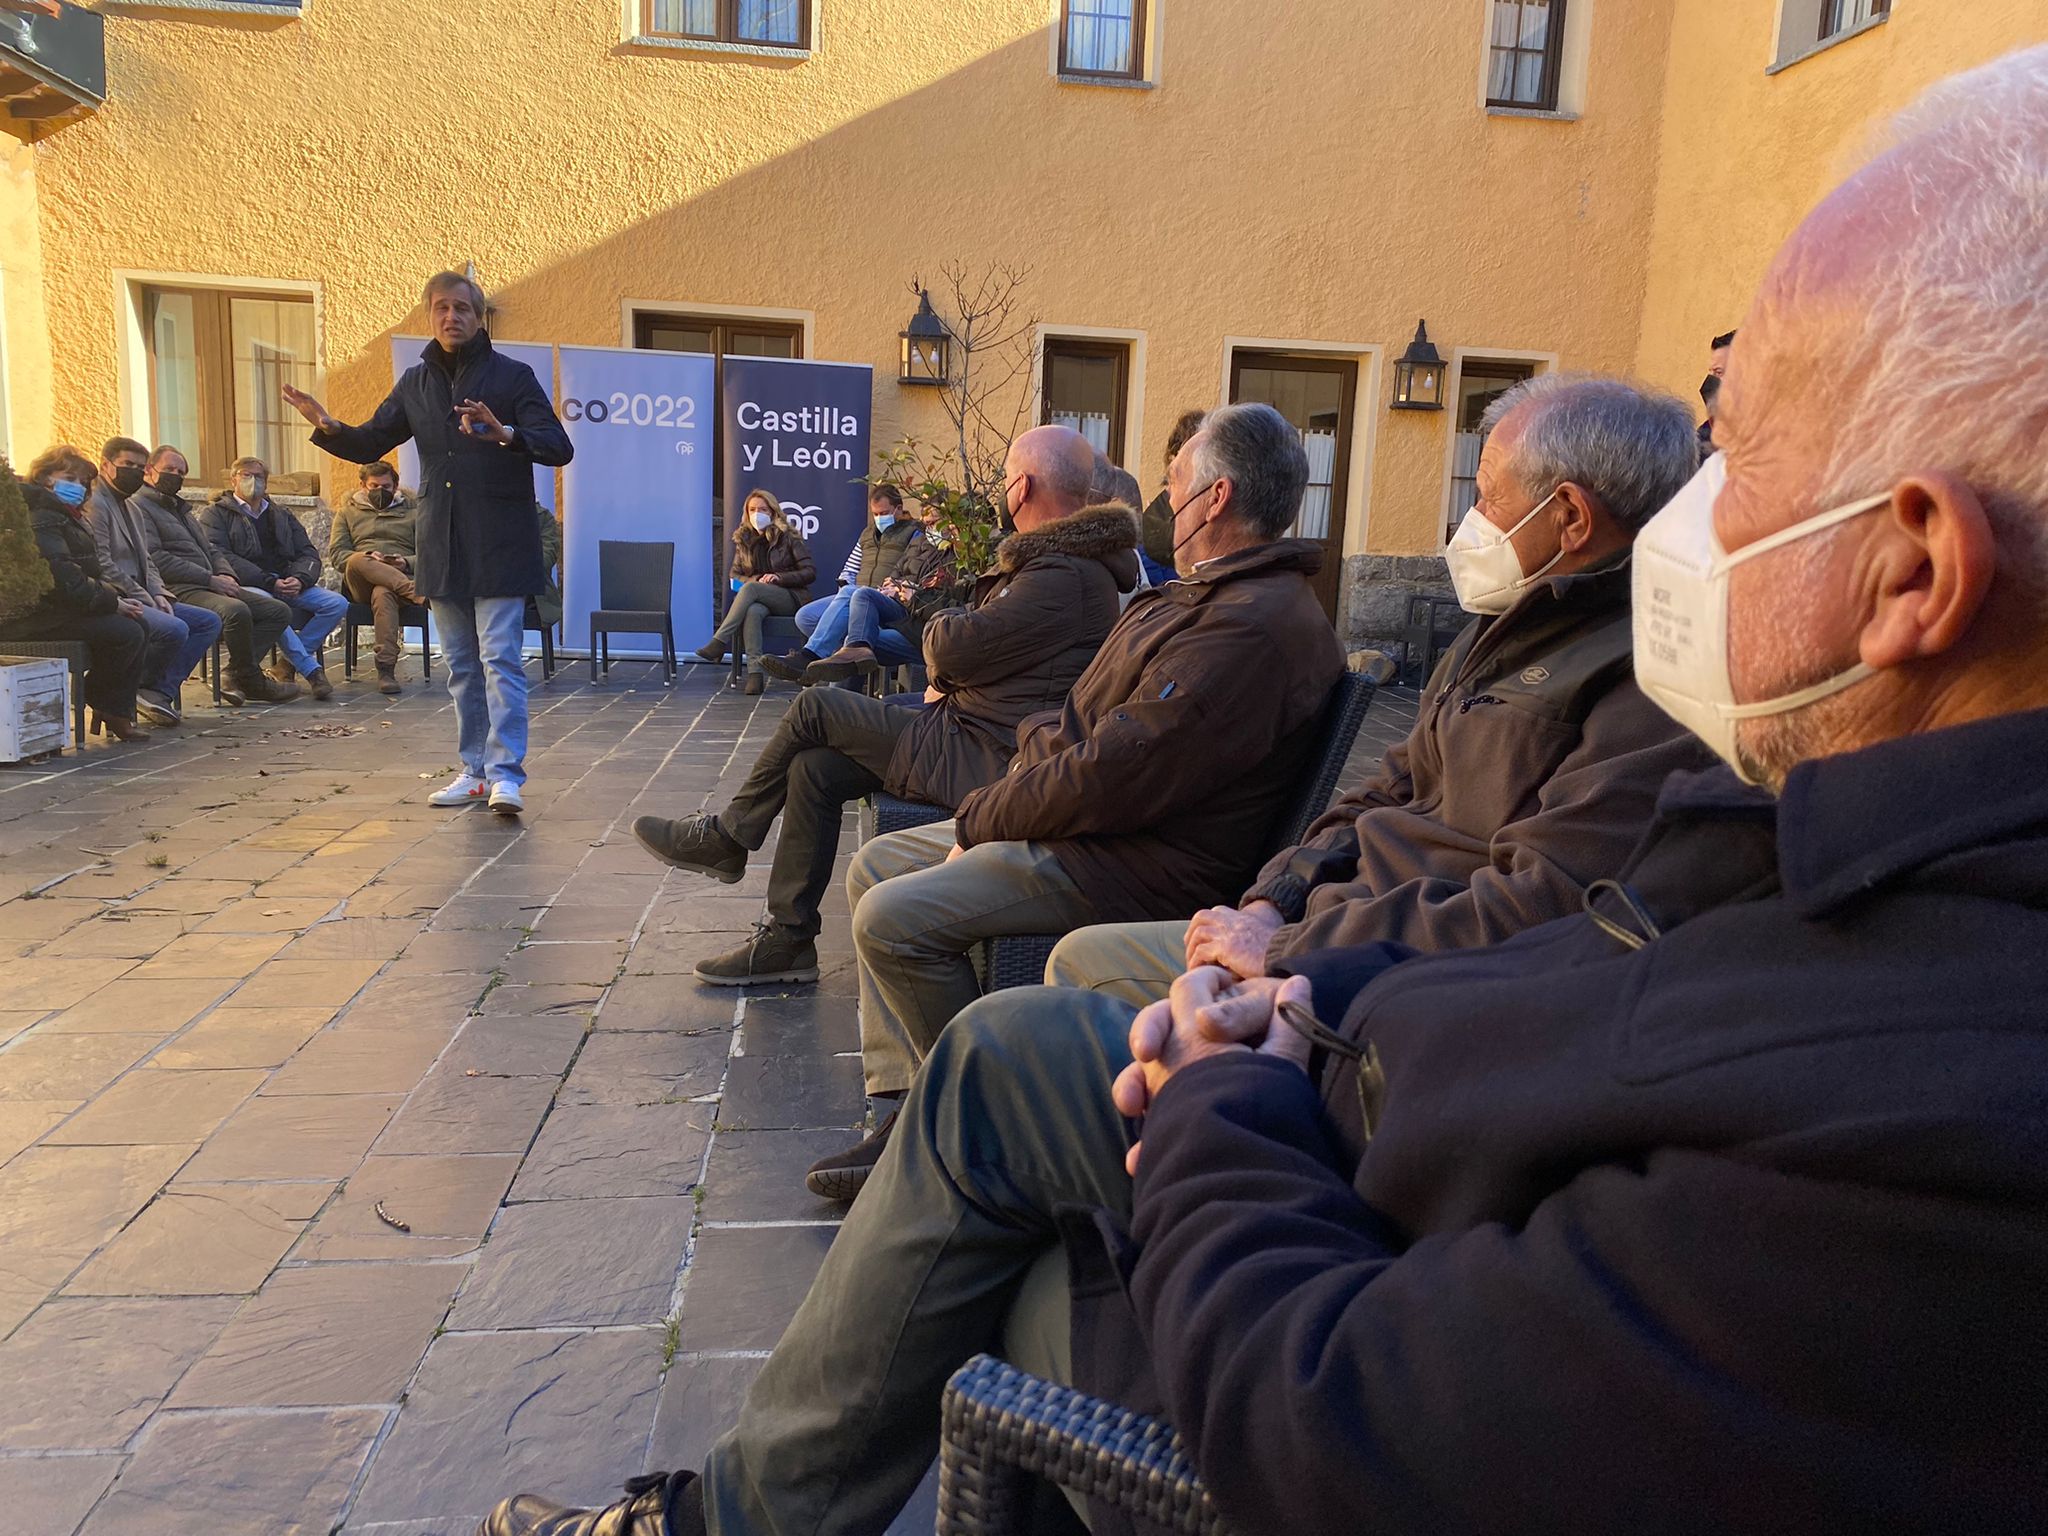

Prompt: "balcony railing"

[0,1,104,139]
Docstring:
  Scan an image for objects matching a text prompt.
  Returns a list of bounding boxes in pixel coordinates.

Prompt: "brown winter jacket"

[1244,557,1717,968]
[729,525,816,602]
[886,504,1139,811]
[955,537,1343,923]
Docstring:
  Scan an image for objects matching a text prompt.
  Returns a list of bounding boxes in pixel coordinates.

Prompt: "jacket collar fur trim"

[995,503,1140,575]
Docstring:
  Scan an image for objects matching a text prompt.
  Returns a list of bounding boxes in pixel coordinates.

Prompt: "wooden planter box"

[0,655,71,761]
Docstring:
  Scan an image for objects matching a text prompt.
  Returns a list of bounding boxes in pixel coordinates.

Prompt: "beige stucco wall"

[1632,1,2047,402]
[0,139,51,464]
[19,0,1680,566]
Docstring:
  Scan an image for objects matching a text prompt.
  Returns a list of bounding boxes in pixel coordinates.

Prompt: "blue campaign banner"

[719,356,873,589]
[387,335,556,512]
[557,345,717,654]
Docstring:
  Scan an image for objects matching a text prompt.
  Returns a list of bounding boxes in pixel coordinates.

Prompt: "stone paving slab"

[0,662,1407,1534]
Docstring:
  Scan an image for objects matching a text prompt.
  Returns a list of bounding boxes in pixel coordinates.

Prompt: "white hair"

[1818,44,2048,593]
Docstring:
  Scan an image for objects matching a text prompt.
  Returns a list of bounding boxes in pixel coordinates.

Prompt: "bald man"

[634,423,1141,988]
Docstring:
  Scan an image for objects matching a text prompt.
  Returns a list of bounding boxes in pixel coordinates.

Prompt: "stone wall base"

[1338,552,1459,677]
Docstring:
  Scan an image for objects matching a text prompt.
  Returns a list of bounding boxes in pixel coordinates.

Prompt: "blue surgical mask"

[50,479,86,507]
[873,513,896,532]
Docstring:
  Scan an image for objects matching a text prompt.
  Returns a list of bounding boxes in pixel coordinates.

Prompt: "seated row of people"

[488,45,2048,1536]
[0,439,559,741]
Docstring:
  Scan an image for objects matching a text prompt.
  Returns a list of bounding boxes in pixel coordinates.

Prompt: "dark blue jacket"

[1084,708,2048,1536]
[310,332,570,600]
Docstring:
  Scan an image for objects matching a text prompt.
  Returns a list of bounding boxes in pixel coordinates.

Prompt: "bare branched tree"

[909,261,1038,505]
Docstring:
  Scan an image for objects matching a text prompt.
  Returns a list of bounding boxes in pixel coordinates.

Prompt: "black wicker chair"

[938,1354,1230,1536]
[0,638,88,745]
[339,598,433,681]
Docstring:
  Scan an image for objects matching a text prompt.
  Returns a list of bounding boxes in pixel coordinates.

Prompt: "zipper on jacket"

[1456,693,1505,714]
[1279,999,1384,1144]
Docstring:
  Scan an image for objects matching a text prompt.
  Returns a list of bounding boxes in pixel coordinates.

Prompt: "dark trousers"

[699,988,1134,1535]
[0,608,147,719]
[719,686,917,938]
[171,585,289,676]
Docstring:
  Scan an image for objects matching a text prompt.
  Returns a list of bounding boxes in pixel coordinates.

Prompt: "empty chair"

[588,539,677,683]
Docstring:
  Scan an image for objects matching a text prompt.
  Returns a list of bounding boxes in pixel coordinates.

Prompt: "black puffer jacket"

[134,485,234,594]
[886,503,1139,811]
[17,484,122,620]
[729,525,816,602]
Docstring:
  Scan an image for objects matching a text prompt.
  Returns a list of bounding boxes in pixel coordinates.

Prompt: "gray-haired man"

[804,402,1347,1194]
[1048,373,1715,1011]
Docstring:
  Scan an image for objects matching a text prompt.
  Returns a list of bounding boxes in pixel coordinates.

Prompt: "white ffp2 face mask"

[750,511,773,531]
[1632,453,1888,781]
[1446,489,1564,615]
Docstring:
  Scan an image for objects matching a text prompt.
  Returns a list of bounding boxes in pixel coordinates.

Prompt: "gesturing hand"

[1111,970,1314,1175]
[1184,900,1285,980]
[457,398,510,444]
[281,383,338,432]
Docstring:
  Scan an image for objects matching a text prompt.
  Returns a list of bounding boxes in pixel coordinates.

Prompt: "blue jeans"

[158,601,221,695]
[274,584,349,677]
[432,596,529,788]
[129,603,188,695]
[801,588,918,665]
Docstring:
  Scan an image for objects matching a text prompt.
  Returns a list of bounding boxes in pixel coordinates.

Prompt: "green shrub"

[0,459,51,623]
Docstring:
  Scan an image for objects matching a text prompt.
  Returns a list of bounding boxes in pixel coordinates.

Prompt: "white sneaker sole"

[429,792,487,808]
[489,798,523,817]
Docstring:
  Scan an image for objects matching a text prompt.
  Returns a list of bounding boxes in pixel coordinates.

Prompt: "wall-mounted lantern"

[1390,321,1447,411]
[899,289,951,387]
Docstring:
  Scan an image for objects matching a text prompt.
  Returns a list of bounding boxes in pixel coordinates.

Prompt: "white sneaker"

[487,781,524,817]
[428,773,487,807]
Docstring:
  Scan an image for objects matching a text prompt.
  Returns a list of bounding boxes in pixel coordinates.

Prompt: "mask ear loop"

[1583,878,1662,951]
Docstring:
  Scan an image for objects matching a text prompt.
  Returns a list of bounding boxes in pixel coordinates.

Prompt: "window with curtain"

[1445,359,1538,543]
[1041,337,1130,466]
[1487,0,1566,110]
[1819,0,1889,42]
[644,0,809,48]
[1061,0,1146,79]
[141,285,321,495]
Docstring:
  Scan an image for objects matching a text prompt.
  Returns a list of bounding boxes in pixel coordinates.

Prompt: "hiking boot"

[758,647,819,682]
[693,922,819,987]
[803,644,879,684]
[305,667,334,701]
[217,677,248,707]
[238,669,300,703]
[742,671,765,696]
[265,656,297,686]
[375,661,401,695]
[632,813,747,883]
[479,1469,705,1536]
[693,638,726,663]
[804,1109,899,1202]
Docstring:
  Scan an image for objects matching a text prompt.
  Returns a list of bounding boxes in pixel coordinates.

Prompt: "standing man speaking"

[282,271,571,814]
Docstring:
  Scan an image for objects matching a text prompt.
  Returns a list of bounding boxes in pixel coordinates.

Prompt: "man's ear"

[1207,477,1234,527]
[1553,481,1600,554]
[1860,471,1996,669]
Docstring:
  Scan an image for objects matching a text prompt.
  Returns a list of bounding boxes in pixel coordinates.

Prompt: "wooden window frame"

[1227,348,1357,622]
[141,282,319,496]
[631,311,804,358]
[1039,335,1131,467]
[1486,0,1568,112]
[640,0,811,50]
[1818,0,1888,43]
[1058,0,1147,81]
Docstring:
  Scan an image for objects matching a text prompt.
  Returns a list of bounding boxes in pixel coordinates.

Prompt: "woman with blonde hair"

[696,488,816,694]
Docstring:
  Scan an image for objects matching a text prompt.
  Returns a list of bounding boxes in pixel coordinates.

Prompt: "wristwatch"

[498,425,518,448]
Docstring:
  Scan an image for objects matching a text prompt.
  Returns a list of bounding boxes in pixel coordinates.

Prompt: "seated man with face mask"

[1048,373,1716,1010]
[483,49,2048,1536]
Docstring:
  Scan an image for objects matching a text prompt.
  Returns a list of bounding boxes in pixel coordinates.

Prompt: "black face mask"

[1699,373,1721,411]
[150,472,186,501]
[366,487,394,509]
[109,464,146,498]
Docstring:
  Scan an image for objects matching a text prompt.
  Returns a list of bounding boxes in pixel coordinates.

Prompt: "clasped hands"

[1112,967,1315,1175]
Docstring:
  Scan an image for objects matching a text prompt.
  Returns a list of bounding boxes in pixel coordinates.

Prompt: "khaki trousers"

[1042,919,1191,1010]
[846,821,1097,1095]
[341,553,422,665]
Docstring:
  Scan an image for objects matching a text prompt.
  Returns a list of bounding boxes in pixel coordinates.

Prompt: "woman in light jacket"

[696,489,816,695]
